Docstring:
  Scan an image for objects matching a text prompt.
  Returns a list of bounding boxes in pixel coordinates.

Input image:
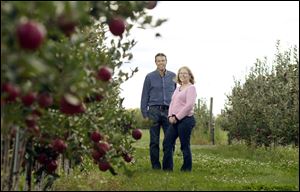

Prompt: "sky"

[119,1,299,115]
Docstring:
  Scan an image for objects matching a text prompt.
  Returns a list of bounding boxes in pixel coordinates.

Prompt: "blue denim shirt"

[141,70,176,118]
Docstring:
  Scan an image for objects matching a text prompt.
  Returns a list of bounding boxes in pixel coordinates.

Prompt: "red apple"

[90,131,103,142]
[51,139,67,153]
[122,153,133,163]
[132,129,142,140]
[92,149,103,161]
[97,141,110,155]
[37,153,49,164]
[97,66,113,82]
[38,92,53,108]
[46,160,58,173]
[16,20,46,50]
[98,160,111,172]
[21,92,37,107]
[145,1,157,9]
[60,93,86,115]
[57,14,77,37]
[108,17,125,36]
[1,82,20,102]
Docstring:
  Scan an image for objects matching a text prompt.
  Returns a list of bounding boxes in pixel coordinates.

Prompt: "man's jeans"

[148,106,170,169]
[162,116,195,171]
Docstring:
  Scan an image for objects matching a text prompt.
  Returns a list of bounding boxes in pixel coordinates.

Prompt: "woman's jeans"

[148,106,170,169]
[162,116,195,171]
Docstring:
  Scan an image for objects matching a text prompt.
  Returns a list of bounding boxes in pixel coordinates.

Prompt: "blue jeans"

[148,106,170,169]
[163,116,195,171]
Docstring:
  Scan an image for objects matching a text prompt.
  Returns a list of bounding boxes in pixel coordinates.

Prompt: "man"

[140,53,176,170]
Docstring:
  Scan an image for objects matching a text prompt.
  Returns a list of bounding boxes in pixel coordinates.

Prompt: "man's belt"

[150,105,169,110]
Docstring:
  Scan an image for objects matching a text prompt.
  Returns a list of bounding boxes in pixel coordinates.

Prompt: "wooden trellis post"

[209,97,215,145]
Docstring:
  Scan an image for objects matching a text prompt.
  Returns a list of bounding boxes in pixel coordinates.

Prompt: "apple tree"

[220,41,299,147]
[1,1,165,190]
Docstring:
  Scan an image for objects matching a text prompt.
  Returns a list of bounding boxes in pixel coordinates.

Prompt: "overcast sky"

[119,1,299,115]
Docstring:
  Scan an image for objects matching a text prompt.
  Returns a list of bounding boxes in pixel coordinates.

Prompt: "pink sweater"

[168,84,197,120]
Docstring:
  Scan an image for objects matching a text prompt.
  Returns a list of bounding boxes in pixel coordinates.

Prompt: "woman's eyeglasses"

[179,72,189,75]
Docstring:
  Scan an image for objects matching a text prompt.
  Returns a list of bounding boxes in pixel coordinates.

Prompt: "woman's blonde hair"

[176,66,195,85]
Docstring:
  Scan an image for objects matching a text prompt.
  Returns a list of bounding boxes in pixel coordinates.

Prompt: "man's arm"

[140,75,150,118]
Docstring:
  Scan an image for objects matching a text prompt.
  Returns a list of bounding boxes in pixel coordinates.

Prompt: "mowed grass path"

[53,130,299,191]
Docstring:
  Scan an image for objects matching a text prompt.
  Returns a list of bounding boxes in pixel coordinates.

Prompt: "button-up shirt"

[141,70,176,118]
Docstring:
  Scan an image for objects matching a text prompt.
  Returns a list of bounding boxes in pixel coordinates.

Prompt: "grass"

[191,126,228,145]
[52,130,299,191]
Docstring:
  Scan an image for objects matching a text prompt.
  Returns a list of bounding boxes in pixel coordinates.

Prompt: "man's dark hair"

[155,53,167,61]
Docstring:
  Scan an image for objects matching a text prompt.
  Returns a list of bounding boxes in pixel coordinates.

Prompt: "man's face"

[155,56,167,72]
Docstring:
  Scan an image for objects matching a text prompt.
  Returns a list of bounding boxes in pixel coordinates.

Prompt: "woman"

[162,66,197,171]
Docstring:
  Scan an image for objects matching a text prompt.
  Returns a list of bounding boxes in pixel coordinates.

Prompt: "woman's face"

[178,68,190,84]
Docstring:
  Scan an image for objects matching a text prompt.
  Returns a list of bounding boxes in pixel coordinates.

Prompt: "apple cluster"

[2,83,53,108]
[1,82,55,138]
[35,138,67,174]
[90,131,112,172]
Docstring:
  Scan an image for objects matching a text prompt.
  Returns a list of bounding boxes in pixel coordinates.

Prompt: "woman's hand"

[168,116,177,124]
